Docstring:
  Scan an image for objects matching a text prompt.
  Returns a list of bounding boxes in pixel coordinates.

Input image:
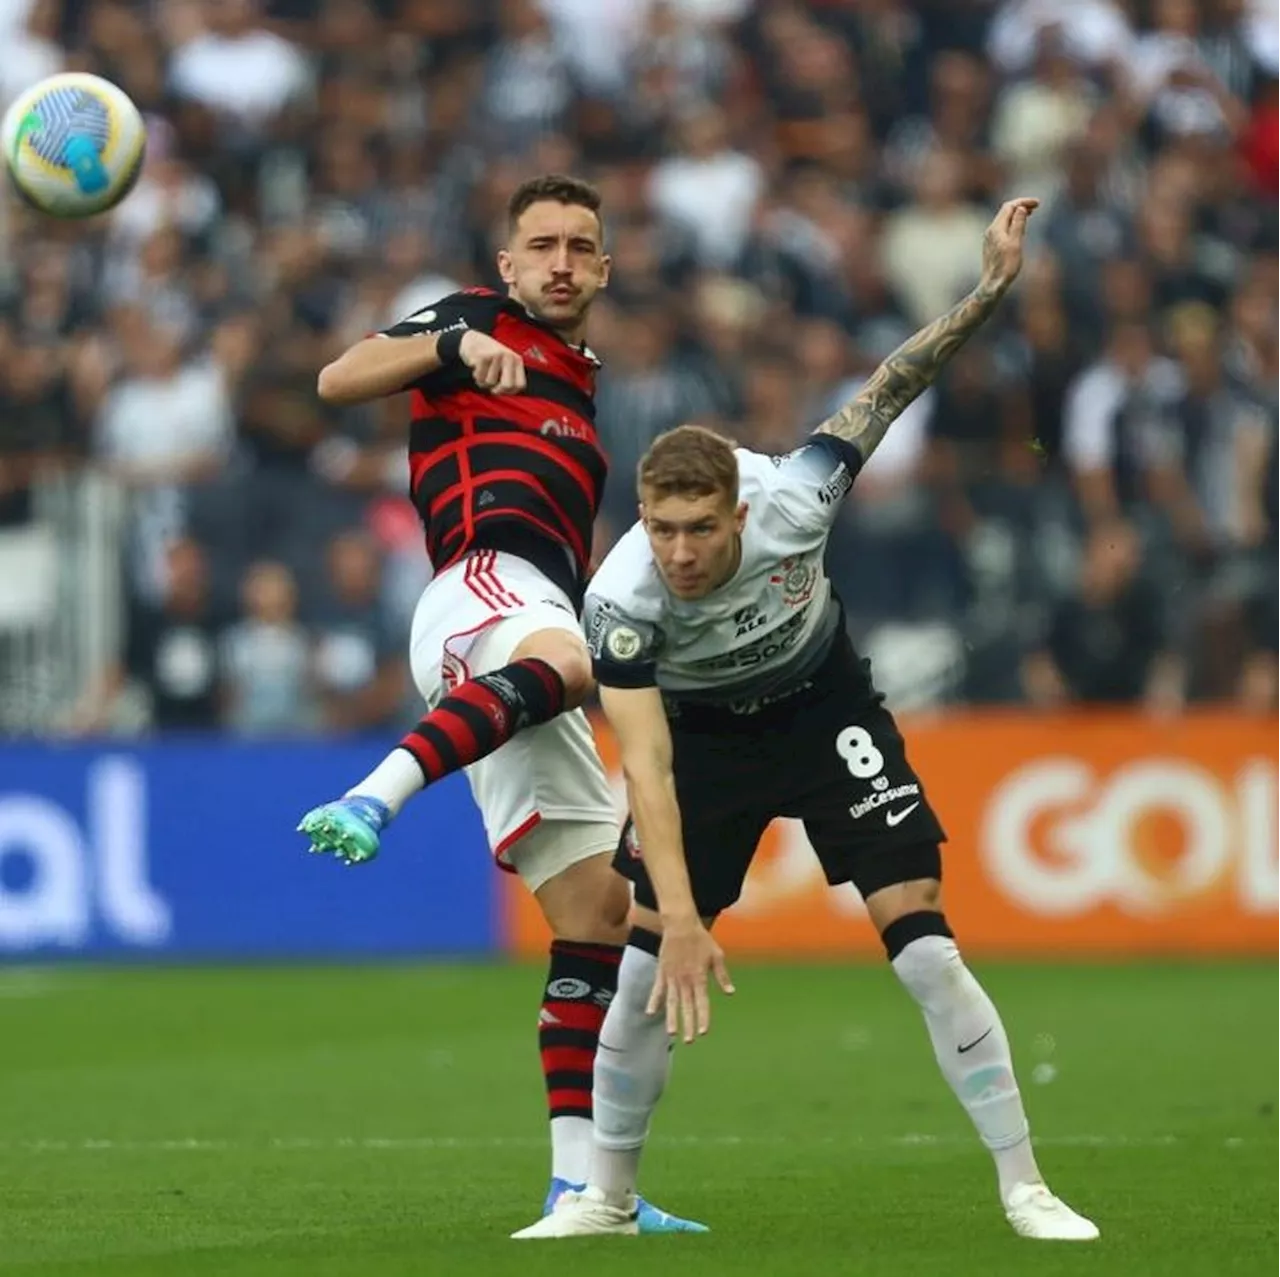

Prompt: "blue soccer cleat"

[543,1177,708,1234]
[543,1177,577,1217]
[297,795,390,866]
[635,1196,710,1235]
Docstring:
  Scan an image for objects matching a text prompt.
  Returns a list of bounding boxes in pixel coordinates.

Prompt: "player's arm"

[317,330,454,405]
[599,684,698,923]
[814,197,1039,469]
[598,683,734,1042]
[317,299,527,405]
[585,590,733,1039]
[583,596,692,918]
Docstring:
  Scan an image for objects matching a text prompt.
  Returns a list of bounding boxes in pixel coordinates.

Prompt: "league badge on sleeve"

[606,625,643,661]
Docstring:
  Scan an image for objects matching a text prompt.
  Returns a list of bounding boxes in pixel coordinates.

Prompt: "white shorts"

[409,549,618,892]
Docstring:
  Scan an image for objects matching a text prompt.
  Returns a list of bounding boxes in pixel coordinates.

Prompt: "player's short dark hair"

[507,174,604,238]
[639,425,739,507]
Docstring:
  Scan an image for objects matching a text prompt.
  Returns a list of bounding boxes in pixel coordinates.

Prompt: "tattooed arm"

[816,197,1039,466]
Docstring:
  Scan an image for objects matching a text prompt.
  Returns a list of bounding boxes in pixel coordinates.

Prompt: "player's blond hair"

[638,424,739,506]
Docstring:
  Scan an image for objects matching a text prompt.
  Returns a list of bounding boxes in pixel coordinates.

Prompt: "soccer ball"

[1,73,147,219]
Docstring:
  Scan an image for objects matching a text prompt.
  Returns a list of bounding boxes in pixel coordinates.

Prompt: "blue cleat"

[543,1177,578,1217]
[297,795,391,866]
[544,1178,708,1234]
[635,1197,710,1234]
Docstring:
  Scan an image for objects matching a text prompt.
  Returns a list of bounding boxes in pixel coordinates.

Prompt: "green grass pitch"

[0,960,1274,1276]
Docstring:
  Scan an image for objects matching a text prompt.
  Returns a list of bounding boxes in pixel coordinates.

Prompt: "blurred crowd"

[0,0,1275,735]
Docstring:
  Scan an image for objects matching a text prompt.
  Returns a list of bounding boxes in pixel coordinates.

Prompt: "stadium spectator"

[220,558,314,735]
[0,0,1276,732]
[69,537,223,733]
[310,530,407,734]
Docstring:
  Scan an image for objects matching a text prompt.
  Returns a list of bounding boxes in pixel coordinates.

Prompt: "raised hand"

[815,196,1040,469]
[978,197,1040,297]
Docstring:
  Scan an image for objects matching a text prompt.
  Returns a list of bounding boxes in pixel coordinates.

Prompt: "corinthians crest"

[770,556,818,606]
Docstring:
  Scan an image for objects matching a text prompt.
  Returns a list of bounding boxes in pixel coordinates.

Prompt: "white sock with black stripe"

[886,917,1041,1204]
[589,940,671,1205]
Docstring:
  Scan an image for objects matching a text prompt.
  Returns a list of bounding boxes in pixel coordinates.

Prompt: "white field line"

[0,1134,1256,1153]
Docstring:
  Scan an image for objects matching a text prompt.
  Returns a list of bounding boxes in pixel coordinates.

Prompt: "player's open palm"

[648,919,735,1044]
[459,330,527,395]
[979,197,1040,295]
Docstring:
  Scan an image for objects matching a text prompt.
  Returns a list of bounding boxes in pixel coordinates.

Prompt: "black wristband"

[435,327,466,364]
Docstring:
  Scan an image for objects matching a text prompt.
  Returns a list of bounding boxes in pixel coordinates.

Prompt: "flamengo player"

[515,199,1099,1242]
[297,175,700,1232]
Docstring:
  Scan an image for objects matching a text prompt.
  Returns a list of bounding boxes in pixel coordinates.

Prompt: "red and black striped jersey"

[381,288,606,601]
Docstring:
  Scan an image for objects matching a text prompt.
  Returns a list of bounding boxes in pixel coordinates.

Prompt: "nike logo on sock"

[958,1026,994,1054]
[885,802,920,828]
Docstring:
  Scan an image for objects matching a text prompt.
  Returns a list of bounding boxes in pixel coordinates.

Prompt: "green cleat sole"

[298,808,380,865]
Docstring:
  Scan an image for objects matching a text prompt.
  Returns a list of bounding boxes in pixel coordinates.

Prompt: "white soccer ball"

[2,73,147,219]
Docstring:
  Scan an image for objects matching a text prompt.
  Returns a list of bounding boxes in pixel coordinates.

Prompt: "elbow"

[316,362,351,405]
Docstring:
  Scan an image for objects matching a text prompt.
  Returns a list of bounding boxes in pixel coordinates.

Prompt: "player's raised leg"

[865,872,1099,1242]
[298,626,588,865]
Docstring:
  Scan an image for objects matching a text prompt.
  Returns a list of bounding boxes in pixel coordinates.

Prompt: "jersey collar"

[505,296,602,366]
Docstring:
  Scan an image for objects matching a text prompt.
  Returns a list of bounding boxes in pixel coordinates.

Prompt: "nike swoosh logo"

[958,1026,994,1054]
[885,802,920,828]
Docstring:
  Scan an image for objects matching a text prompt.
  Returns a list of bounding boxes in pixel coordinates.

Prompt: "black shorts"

[613,636,947,918]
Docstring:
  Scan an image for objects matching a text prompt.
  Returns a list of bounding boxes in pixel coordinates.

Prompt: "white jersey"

[585,440,859,704]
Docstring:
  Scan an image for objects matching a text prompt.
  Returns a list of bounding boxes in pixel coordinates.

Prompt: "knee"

[562,888,630,944]
[864,866,944,937]
[902,878,943,914]
[881,912,967,1015]
[613,941,660,1017]
[597,873,632,934]
[612,926,662,1011]
[537,855,630,943]
[881,909,956,973]
[511,629,593,707]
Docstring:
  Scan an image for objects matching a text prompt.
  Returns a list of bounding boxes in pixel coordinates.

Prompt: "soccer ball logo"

[2,72,147,219]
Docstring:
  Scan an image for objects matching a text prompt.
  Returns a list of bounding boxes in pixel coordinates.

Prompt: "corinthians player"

[514,198,1099,1243]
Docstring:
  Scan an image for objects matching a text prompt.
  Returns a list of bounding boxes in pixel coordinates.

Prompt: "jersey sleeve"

[583,594,662,689]
[377,290,497,340]
[764,436,863,534]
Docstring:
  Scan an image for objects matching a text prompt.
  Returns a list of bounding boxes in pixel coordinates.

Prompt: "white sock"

[589,945,671,1203]
[345,747,424,817]
[891,933,1041,1204]
[549,1116,593,1186]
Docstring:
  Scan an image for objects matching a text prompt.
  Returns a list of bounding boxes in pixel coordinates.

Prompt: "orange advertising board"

[502,712,1278,956]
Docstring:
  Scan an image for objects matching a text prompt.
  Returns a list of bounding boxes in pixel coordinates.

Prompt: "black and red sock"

[539,939,623,1122]
[398,658,565,786]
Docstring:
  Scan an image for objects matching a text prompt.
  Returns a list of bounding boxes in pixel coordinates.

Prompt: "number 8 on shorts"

[836,725,885,781]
